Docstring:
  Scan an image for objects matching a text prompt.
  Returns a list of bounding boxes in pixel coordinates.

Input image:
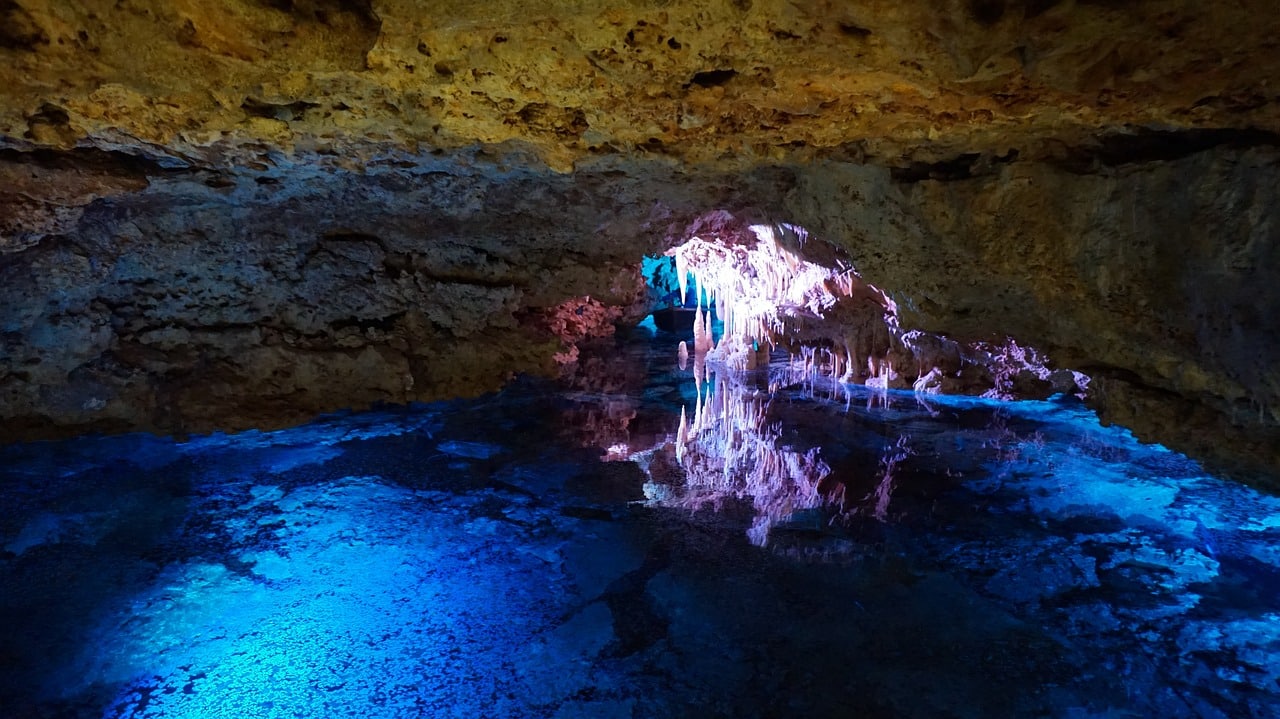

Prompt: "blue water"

[1,332,1278,718]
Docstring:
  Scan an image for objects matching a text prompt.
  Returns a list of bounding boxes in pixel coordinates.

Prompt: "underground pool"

[1,328,1278,719]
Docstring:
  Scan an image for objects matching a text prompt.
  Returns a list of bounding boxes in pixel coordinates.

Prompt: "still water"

[2,329,1278,718]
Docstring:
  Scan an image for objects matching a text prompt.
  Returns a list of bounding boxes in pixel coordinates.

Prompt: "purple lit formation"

[664,212,1088,399]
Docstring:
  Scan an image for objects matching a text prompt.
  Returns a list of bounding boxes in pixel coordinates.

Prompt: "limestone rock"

[0,0,1277,481]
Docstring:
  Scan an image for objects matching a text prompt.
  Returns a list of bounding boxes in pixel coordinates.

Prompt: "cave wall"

[788,145,1280,480]
[4,143,1276,479]
[0,148,796,437]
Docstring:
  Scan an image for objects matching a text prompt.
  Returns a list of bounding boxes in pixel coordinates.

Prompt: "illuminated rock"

[666,211,1085,401]
[0,0,1276,479]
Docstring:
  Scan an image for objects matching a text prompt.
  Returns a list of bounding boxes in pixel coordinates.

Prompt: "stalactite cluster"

[666,211,1087,401]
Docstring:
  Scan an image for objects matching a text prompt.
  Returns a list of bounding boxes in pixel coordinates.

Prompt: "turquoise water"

[1,332,1278,718]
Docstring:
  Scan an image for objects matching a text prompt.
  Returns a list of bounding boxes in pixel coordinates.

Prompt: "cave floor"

[1,330,1278,719]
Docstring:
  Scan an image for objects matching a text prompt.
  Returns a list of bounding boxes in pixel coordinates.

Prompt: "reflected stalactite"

[641,364,832,547]
[633,354,943,547]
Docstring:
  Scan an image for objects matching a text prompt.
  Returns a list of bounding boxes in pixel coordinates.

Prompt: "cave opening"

[637,210,1089,401]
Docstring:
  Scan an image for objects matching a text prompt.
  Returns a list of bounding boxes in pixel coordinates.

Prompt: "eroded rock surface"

[0,151,801,436]
[786,147,1280,481]
[0,0,1277,481]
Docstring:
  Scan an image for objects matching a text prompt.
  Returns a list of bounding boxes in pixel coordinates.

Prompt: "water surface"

[2,332,1277,718]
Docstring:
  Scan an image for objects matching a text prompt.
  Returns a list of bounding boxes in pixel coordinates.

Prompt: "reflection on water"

[1,331,1278,719]
[606,336,1280,718]
[639,358,831,547]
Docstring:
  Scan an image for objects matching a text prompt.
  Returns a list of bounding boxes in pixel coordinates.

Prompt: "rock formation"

[664,212,1086,399]
[1,0,1277,482]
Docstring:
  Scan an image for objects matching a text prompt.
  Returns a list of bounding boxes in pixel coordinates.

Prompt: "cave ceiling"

[3,0,1278,173]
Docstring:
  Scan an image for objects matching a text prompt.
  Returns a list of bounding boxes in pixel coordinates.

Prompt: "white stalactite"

[676,251,688,306]
[667,218,918,395]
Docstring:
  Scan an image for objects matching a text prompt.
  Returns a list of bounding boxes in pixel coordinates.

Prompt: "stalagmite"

[677,406,688,444]
[693,306,714,354]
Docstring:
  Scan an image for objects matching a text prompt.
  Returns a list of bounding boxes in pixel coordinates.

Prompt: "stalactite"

[663,213,1086,400]
[667,222,896,380]
[676,251,689,306]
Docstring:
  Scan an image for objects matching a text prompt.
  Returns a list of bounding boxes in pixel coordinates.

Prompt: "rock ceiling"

[4,1,1280,170]
[1,0,1278,482]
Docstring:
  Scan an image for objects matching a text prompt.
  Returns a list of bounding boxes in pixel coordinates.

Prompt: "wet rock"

[983,540,1101,606]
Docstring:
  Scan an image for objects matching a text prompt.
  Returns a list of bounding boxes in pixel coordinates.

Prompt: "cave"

[2,1,1279,717]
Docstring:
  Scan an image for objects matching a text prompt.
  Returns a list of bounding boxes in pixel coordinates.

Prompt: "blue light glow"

[1,337,1278,718]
